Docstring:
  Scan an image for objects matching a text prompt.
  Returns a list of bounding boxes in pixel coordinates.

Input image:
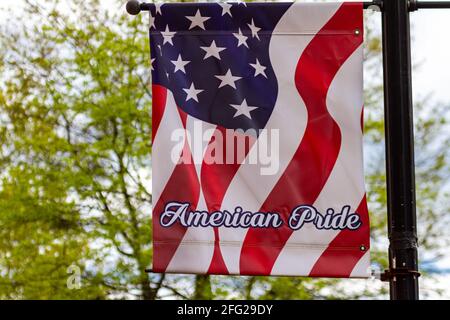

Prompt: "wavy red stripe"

[201,127,256,274]
[152,107,200,272]
[308,194,370,277]
[152,84,167,144]
[240,2,363,275]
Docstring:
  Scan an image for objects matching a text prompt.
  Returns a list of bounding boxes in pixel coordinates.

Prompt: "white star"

[230,99,258,119]
[233,28,248,48]
[215,69,242,89]
[218,3,232,17]
[247,19,261,40]
[155,3,163,15]
[171,54,190,74]
[149,13,156,29]
[161,25,176,46]
[249,59,267,78]
[235,0,247,7]
[186,9,210,30]
[157,44,162,55]
[183,83,203,102]
[200,40,226,60]
[150,58,155,71]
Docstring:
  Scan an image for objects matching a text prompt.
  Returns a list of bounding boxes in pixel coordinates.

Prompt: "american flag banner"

[150,1,370,278]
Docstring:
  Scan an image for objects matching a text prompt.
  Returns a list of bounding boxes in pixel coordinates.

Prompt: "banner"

[150,2,370,277]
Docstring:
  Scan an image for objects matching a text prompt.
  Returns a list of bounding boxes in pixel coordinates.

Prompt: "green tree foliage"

[0,0,449,299]
[0,0,153,299]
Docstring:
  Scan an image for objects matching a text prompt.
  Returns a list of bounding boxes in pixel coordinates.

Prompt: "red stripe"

[308,194,370,277]
[152,84,167,143]
[201,127,256,274]
[307,104,369,277]
[240,3,363,275]
[308,103,369,277]
[152,108,200,272]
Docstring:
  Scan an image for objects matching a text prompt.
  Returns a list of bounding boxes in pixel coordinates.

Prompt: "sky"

[0,0,449,298]
[411,3,450,105]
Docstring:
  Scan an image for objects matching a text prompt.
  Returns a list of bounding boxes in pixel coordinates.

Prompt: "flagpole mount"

[126,0,143,15]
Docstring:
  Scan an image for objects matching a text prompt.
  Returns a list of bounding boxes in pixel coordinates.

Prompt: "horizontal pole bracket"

[380,269,421,282]
[126,1,450,15]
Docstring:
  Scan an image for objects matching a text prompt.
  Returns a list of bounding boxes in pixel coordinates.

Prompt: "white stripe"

[350,250,371,278]
[218,3,342,275]
[166,192,215,273]
[185,116,217,179]
[166,117,217,273]
[152,90,184,205]
[271,45,366,276]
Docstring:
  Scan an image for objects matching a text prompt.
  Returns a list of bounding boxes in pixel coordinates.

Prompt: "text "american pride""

[159,202,362,231]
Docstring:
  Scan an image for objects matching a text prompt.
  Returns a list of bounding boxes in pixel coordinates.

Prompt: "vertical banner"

[150,2,370,277]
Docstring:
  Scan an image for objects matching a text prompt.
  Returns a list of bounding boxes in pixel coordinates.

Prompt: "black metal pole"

[381,0,420,300]
[414,1,450,9]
